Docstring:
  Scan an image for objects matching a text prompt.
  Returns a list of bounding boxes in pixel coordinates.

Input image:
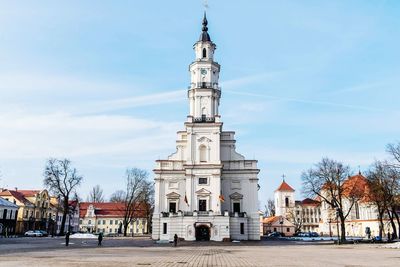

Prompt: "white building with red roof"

[79,202,148,236]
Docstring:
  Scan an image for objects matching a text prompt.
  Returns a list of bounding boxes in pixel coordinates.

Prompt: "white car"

[24,230,43,237]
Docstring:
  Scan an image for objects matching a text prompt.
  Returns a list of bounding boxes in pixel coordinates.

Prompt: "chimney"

[14,187,18,192]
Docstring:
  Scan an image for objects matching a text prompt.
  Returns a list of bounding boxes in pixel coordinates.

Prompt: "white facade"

[274,181,295,217]
[152,13,260,242]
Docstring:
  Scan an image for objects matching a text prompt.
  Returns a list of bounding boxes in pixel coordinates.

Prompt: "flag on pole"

[184,193,189,206]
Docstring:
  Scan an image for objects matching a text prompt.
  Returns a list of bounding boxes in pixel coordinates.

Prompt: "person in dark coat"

[173,234,178,247]
[98,232,103,246]
[65,231,70,247]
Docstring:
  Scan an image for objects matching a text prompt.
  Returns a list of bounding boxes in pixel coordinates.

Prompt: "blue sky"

[0,1,399,207]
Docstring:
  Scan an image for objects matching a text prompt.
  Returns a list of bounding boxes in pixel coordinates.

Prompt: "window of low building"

[286,228,290,232]
[110,220,113,225]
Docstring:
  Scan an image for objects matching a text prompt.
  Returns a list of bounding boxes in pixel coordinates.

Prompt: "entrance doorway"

[195,225,210,241]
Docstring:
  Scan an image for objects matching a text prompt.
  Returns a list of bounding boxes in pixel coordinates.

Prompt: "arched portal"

[195,225,210,241]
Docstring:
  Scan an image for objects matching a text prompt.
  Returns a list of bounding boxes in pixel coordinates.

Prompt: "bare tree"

[110,190,126,202]
[264,198,275,217]
[287,206,304,233]
[301,158,363,242]
[121,168,148,236]
[140,180,154,234]
[43,158,83,235]
[387,143,400,169]
[386,143,400,238]
[366,161,390,238]
[87,185,105,203]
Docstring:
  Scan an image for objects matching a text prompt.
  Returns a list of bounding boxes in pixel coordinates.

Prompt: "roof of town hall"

[275,180,295,192]
[79,202,147,219]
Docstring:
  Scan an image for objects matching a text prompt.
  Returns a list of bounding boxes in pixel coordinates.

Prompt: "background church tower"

[274,177,295,217]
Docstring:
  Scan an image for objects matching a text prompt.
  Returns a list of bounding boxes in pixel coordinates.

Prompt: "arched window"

[199,145,207,162]
[202,48,207,58]
[285,197,289,207]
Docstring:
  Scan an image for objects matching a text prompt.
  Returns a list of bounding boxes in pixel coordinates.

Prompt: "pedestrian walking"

[65,231,70,247]
[98,232,103,246]
[173,234,178,247]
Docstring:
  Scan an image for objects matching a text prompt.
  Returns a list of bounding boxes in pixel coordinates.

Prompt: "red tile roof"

[275,181,295,192]
[79,202,147,219]
[342,173,370,202]
[16,190,40,197]
[0,190,32,205]
[301,198,320,206]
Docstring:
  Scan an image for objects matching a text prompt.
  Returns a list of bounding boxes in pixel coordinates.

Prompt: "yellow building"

[0,189,57,234]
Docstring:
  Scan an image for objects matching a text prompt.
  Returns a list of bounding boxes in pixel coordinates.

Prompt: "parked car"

[267,232,282,237]
[36,230,48,237]
[24,230,43,237]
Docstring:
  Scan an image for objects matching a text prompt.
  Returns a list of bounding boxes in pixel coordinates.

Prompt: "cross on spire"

[281,174,286,182]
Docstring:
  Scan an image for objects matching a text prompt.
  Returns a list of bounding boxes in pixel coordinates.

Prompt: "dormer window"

[202,48,207,58]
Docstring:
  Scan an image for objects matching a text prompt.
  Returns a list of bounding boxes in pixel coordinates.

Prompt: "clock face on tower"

[201,69,207,75]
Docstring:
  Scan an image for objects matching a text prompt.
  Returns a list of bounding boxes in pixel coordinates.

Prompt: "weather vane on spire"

[203,0,209,11]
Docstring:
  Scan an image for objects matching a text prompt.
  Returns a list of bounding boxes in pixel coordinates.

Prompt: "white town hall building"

[152,13,260,242]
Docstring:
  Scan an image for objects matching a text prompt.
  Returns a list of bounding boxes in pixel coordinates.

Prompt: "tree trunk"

[123,221,128,237]
[340,220,346,242]
[60,198,69,235]
[378,214,384,238]
[387,209,397,239]
[393,209,400,239]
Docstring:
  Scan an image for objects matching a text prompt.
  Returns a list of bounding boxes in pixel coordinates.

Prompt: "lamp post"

[328,219,332,237]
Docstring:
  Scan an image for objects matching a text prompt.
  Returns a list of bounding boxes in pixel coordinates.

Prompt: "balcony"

[160,210,229,217]
[188,82,220,90]
[155,161,184,171]
[193,116,215,123]
[229,212,247,218]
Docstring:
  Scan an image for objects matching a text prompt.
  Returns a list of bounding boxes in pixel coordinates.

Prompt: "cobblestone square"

[0,238,399,267]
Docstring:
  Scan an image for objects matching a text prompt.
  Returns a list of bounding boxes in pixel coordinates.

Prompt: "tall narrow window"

[199,199,207,211]
[233,202,241,213]
[163,223,167,234]
[355,202,360,219]
[202,48,207,58]
[200,145,207,162]
[240,223,245,235]
[169,202,176,213]
[285,197,289,207]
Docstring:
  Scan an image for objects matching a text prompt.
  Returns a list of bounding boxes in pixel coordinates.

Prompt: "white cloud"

[0,111,180,159]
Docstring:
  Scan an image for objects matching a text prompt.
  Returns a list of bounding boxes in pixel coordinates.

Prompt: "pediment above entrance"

[229,192,243,199]
[195,188,211,196]
[166,192,181,199]
[197,136,212,143]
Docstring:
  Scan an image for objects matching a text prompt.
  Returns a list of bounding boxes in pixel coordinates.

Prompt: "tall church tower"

[152,13,260,242]
[188,13,221,121]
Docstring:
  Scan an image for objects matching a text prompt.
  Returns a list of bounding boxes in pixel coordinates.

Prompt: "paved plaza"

[0,237,399,266]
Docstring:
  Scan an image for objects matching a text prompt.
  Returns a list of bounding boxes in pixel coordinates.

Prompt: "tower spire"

[200,11,211,42]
